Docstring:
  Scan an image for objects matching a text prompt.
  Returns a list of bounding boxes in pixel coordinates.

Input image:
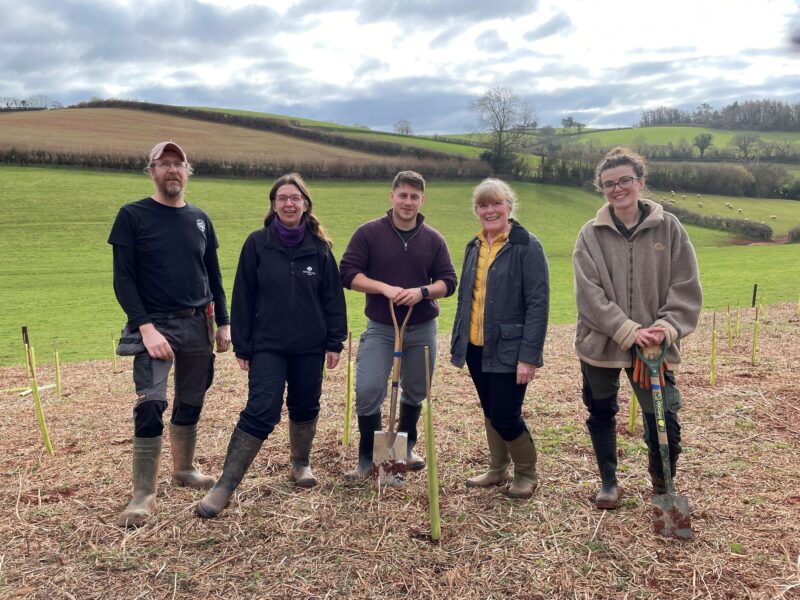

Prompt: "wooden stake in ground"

[751,305,760,366]
[735,306,741,338]
[422,345,441,542]
[626,391,638,434]
[22,327,54,455]
[53,339,62,399]
[342,332,353,447]
[111,332,119,374]
[709,313,717,386]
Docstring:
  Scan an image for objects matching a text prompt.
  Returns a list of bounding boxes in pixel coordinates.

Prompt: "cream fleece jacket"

[573,199,702,368]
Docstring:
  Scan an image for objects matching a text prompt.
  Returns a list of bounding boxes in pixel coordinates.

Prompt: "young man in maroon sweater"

[339,171,457,480]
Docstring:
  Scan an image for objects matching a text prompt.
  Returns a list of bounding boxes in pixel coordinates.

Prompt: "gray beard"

[161,181,183,198]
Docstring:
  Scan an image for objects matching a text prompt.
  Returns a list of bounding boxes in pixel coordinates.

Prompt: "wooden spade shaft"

[387,301,413,445]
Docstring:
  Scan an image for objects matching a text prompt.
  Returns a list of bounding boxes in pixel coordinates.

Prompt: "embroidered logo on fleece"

[302,266,316,276]
[196,219,206,233]
[654,242,665,251]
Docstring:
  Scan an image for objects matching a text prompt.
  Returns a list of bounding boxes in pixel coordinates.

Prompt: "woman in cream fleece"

[573,147,702,509]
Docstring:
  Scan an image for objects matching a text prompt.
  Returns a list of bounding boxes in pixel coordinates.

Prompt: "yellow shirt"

[469,228,510,346]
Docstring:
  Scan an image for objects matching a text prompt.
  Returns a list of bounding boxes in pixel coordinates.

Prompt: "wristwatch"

[420,286,429,299]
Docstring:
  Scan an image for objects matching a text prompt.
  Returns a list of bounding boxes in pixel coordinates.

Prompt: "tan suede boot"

[117,436,161,528]
[170,423,215,490]
[289,417,318,488]
[466,418,511,488]
[506,428,539,499]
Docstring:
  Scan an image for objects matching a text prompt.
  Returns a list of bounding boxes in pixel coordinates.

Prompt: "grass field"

[2,165,799,366]
[573,125,800,147]
[0,108,387,163]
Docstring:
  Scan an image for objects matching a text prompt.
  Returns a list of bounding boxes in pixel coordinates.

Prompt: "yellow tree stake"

[53,339,62,399]
[796,292,799,319]
[751,305,760,366]
[725,304,732,348]
[422,346,440,542]
[626,391,638,434]
[111,332,119,374]
[709,313,717,386]
[22,331,54,455]
[342,332,354,446]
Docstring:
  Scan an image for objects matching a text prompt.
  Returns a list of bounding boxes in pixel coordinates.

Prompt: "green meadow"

[1,165,798,366]
[574,126,800,146]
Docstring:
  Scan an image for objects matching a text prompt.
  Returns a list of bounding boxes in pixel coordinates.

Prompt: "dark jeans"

[133,312,214,438]
[465,343,528,441]
[580,361,682,460]
[236,351,324,441]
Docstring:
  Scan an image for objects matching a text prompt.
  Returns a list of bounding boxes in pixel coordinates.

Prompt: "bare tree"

[693,133,713,158]
[394,118,413,135]
[471,86,536,174]
[574,121,586,134]
[731,133,761,161]
[561,116,575,133]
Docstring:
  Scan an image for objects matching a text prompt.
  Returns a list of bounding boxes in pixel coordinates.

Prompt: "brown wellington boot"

[289,417,318,488]
[506,428,539,499]
[170,423,215,490]
[117,436,162,528]
[196,427,263,519]
[466,418,511,488]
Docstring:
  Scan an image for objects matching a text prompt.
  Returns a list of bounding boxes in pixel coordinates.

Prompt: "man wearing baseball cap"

[108,141,231,527]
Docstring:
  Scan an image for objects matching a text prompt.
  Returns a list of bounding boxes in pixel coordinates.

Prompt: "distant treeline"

[0,95,63,110]
[0,145,490,181]
[73,99,475,163]
[639,99,800,131]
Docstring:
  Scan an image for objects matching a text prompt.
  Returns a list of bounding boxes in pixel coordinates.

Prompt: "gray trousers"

[355,318,437,416]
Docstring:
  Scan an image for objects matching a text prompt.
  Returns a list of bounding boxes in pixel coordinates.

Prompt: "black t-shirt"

[108,197,229,328]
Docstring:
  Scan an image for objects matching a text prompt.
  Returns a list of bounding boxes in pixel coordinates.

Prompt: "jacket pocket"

[117,324,145,356]
[496,323,523,366]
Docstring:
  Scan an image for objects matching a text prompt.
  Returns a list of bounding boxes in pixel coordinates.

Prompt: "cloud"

[523,13,573,42]
[474,30,510,53]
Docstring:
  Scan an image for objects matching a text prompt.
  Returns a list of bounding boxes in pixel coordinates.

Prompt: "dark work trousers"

[236,351,324,441]
[580,360,682,460]
[465,343,528,441]
[133,312,214,438]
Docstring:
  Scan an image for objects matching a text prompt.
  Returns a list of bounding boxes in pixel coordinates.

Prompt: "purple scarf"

[273,216,306,247]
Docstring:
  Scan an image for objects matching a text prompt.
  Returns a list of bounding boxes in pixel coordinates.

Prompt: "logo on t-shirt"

[302,266,316,276]
[196,219,206,234]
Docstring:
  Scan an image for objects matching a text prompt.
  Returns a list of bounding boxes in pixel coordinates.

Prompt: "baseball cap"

[148,141,187,163]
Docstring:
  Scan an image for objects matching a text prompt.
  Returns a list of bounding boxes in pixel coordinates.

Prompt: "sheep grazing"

[697,202,704,208]
[738,209,743,214]
[671,190,675,196]
[770,215,777,221]
[682,194,686,199]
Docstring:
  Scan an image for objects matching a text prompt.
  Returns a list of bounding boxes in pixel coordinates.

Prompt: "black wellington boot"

[344,412,381,481]
[589,428,620,509]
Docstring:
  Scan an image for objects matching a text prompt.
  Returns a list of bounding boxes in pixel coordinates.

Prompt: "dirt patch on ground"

[1,304,799,599]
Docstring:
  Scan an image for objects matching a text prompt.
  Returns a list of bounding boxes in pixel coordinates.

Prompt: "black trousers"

[465,343,528,441]
[580,360,682,460]
[236,351,324,441]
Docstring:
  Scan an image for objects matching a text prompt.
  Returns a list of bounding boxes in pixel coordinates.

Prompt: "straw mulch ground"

[1,304,799,599]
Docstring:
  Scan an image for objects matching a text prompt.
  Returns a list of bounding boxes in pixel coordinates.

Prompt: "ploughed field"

[1,305,798,598]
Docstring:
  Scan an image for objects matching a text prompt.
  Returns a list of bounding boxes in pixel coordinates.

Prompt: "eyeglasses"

[275,194,304,204]
[601,176,639,191]
[153,161,188,170]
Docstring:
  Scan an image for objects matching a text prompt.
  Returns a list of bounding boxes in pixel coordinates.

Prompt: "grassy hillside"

[572,126,800,146]
[0,108,386,163]
[2,166,799,366]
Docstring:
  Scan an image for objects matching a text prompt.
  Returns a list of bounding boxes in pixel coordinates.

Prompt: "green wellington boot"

[506,428,539,499]
[169,423,215,490]
[117,436,162,528]
[466,418,511,488]
[289,417,319,488]
[196,427,263,518]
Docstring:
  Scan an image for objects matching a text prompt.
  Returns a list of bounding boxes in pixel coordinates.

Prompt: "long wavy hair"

[264,173,332,248]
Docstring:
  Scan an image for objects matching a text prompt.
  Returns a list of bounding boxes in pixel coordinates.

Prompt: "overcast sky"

[2,0,799,133]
